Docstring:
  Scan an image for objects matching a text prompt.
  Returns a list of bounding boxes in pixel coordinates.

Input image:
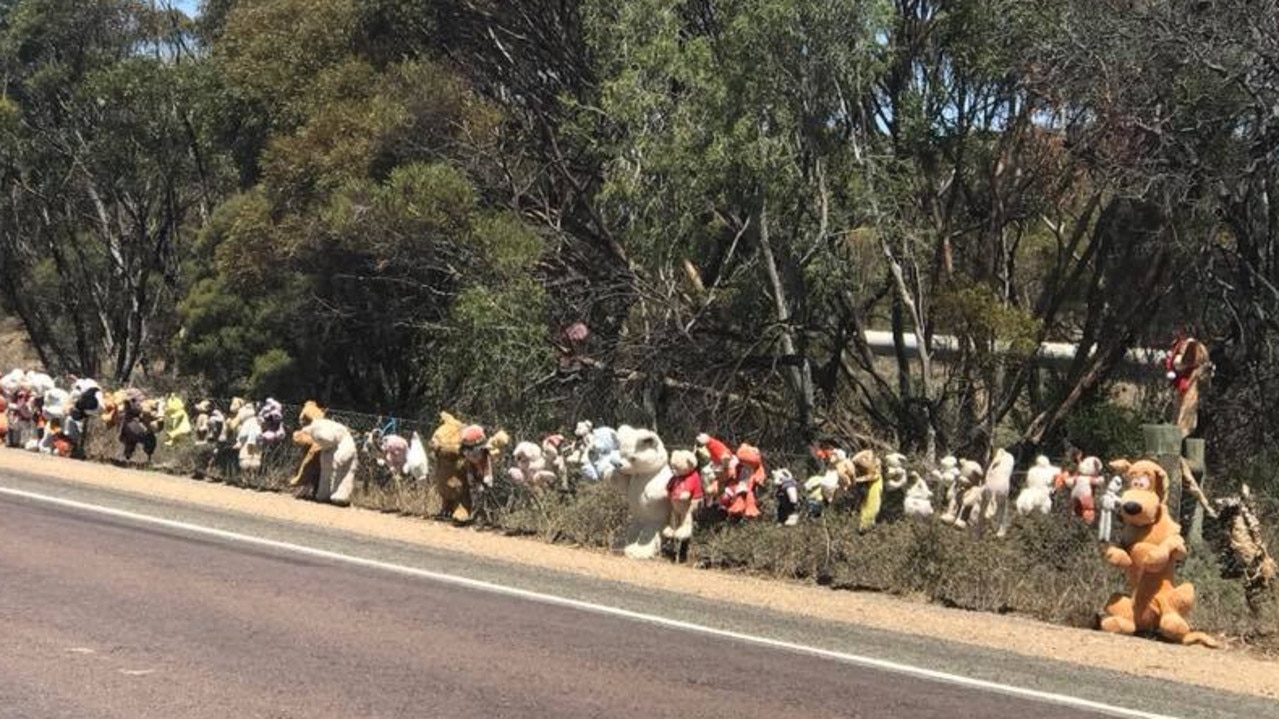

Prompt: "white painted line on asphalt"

[0,484,1177,719]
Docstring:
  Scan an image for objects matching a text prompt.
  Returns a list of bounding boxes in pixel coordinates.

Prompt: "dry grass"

[62,419,1279,655]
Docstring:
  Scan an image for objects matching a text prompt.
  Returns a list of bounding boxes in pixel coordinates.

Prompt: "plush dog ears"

[1108,458,1132,474]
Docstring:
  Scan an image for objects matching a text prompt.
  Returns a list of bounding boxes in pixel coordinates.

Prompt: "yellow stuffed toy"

[1099,458,1219,647]
[162,394,193,447]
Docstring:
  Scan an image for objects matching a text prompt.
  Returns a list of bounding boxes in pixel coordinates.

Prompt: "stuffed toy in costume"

[1164,334,1211,438]
[610,425,674,559]
[719,443,763,520]
[902,471,934,517]
[773,468,802,526]
[1099,458,1218,647]
[1098,475,1123,544]
[289,401,327,495]
[257,398,287,444]
[404,432,429,481]
[696,434,736,500]
[162,394,193,447]
[839,449,884,532]
[664,449,703,543]
[292,417,359,506]
[1016,455,1058,516]
[1063,455,1104,524]
[976,447,1015,538]
[804,448,845,517]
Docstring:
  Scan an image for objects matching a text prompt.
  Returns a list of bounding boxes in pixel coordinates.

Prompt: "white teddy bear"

[1015,455,1059,516]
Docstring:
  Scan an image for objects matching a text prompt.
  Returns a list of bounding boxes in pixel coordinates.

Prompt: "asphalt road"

[0,468,1272,719]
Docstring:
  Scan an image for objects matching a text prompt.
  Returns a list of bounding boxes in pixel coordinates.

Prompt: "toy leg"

[994,494,1010,538]
[1100,593,1136,635]
[1080,494,1096,524]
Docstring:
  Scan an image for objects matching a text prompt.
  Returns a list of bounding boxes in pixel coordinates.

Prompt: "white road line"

[0,484,1176,719]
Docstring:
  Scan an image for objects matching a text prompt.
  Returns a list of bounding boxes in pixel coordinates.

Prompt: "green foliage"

[1060,396,1145,459]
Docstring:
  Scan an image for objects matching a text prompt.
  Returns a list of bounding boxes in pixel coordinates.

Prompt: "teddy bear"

[1098,475,1124,544]
[162,394,193,447]
[772,468,802,526]
[902,471,934,517]
[664,449,703,548]
[292,416,359,506]
[719,443,764,520]
[289,400,327,496]
[508,438,560,490]
[1015,455,1059,516]
[1099,458,1219,647]
[975,447,1015,538]
[803,447,845,516]
[37,387,72,455]
[1064,455,1105,524]
[380,434,410,479]
[429,413,510,524]
[5,388,35,449]
[610,425,674,559]
[883,452,910,490]
[571,422,619,485]
[191,400,224,479]
[257,398,287,445]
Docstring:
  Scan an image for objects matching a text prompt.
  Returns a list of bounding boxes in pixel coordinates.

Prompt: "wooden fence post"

[1183,437,1208,545]
[1142,424,1183,524]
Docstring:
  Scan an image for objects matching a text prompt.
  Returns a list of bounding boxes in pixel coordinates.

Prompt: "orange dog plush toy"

[1100,458,1218,647]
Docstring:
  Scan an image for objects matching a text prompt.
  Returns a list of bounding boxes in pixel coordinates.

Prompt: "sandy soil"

[2,449,1275,700]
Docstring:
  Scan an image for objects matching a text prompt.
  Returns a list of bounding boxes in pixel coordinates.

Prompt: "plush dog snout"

[1122,501,1143,516]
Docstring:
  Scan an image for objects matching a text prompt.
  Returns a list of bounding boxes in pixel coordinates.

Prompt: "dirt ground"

[1,449,1275,700]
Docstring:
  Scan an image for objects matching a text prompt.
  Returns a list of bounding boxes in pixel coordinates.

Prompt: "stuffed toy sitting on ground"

[575,422,619,485]
[230,398,262,475]
[1016,455,1059,516]
[292,415,359,506]
[508,438,559,490]
[380,433,410,480]
[289,401,327,496]
[1099,458,1218,647]
[773,468,802,526]
[610,425,673,559]
[162,394,193,447]
[37,387,71,455]
[664,449,703,551]
[902,471,934,517]
[117,389,159,464]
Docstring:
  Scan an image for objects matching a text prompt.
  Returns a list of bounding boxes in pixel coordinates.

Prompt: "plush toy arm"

[1163,533,1188,561]
[1130,541,1172,572]
[785,485,799,504]
[1103,545,1133,568]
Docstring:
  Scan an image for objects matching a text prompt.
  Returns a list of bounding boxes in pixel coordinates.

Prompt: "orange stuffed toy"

[289,401,327,497]
[1099,458,1219,647]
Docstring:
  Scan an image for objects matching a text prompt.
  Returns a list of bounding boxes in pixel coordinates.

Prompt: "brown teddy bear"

[289,400,327,497]
[1099,458,1219,647]
[429,412,510,524]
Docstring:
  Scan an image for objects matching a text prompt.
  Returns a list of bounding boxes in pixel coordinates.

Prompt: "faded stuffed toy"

[289,401,327,496]
[1099,458,1218,647]
[1062,455,1104,524]
[804,447,845,517]
[902,471,934,517]
[257,398,287,445]
[611,425,673,559]
[719,443,763,520]
[231,398,262,474]
[1164,334,1211,438]
[429,413,510,524]
[975,448,1015,538]
[162,394,193,447]
[1098,475,1123,544]
[838,449,883,532]
[1016,455,1059,516]
[293,415,359,506]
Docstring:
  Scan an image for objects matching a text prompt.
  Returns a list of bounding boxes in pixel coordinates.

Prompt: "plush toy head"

[850,449,880,482]
[0,369,25,396]
[429,412,464,455]
[958,459,984,485]
[574,420,593,439]
[614,426,668,476]
[1106,475,1123,495]
[771,468,794,487]
[669,449,698,475]
[194,400,212,415]
[298,400,325,427]
[1078,456,1103,479]
[1108,458,1168,528]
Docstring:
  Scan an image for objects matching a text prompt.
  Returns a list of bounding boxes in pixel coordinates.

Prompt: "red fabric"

[1165,337,1197,394]
[702,436,731,465]
[667,470,704,501]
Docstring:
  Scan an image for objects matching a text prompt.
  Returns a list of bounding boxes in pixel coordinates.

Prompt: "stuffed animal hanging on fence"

[1098,475,1123,543]
[1015,455,1058,516]
[1164,334,1211,438]
[664,449,703,548]
[772,468,802,526]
